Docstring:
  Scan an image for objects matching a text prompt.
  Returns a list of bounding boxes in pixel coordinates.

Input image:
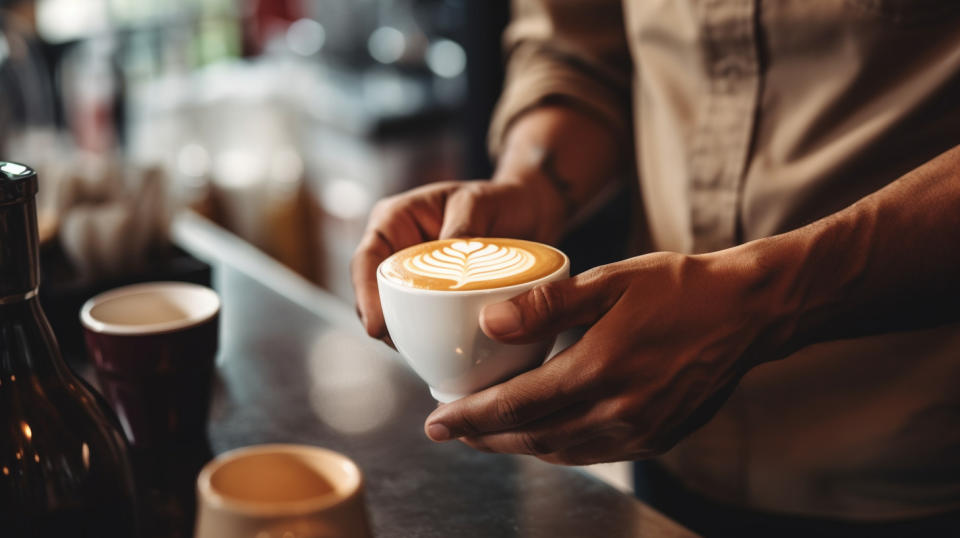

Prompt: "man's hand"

[351,105,625,345]
[423,250,788,465]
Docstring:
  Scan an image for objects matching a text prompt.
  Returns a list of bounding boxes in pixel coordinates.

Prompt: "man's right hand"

[350,179,567,343]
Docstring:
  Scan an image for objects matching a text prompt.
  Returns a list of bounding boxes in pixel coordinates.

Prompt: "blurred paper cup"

[195,444,373,538]
[80,282,220,449]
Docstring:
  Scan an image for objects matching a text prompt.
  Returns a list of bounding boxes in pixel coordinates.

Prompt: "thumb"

[479,269,623,344]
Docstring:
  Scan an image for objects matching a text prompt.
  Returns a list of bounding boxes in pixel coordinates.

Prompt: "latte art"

[404,241,536,289]
[380,238,567,291]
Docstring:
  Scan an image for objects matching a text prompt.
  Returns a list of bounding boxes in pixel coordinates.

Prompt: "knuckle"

[351,238,379,264]
[575,354,610,392]
[370,197,395,217]
[581,263,615,283]
[373,194,416,221]
[493,393,523,429]
[443,192,482,235]
[462,181,490,197]
[455,411,483,438]
[451,183,481,203]
[607,396,645,430]
[528,283,565,325]
[451,186,487,214]
[407,194,438,215]
[517,432,552,456]
[606,396,635,420]
[580,264,625,298]
[352,230,377,257]
[464,182,500,206]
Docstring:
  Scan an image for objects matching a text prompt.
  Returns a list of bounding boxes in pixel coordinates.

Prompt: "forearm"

[741,144,960,357]
[492,105,628,221]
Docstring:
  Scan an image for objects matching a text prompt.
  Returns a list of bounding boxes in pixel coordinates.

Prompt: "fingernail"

[482,302,522,336]
[427,423,451,442]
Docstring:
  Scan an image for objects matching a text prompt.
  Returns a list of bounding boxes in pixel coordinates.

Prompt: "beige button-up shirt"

[490,0,960,520]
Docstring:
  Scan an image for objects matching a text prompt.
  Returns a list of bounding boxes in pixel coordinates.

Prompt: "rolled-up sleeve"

[488,0,633,158]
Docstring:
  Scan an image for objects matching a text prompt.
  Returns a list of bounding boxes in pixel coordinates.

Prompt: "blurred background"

[0,0,517,300]
[0,0,629,307]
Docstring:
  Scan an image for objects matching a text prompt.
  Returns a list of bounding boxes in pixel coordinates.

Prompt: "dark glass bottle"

[0,162,139,537]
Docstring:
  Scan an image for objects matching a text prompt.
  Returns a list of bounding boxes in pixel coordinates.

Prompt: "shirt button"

[717,57,745,79]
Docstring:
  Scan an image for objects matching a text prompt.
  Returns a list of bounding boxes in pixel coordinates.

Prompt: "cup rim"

[80,281,220,336]
[376,240,570,296]
[197,444,364,516]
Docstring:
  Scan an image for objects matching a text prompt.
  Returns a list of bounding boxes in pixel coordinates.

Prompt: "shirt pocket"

[846,0,960,25]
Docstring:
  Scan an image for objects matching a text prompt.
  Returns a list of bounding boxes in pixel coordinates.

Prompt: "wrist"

[722,207,871,365]
[699,239,809,368]
[492,105,626,225]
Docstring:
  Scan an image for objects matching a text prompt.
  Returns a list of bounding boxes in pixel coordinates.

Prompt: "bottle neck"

[0,196,40,302]
[0,195,58,377]
[0,296,63,377]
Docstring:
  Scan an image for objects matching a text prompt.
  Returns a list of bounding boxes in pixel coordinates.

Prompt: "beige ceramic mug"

[195,444,373,538]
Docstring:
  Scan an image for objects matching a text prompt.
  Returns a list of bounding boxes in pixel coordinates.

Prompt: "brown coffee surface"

[380,238,566,291]
[211,453,336,503]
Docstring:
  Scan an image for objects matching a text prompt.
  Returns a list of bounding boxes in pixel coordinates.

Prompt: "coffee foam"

[380,238,565,291]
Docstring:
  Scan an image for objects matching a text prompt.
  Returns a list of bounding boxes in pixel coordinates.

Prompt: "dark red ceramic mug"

[81,282,220,449]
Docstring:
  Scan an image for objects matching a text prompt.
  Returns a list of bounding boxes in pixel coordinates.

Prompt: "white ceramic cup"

[377,243,570,403]
[195,444,373,538]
